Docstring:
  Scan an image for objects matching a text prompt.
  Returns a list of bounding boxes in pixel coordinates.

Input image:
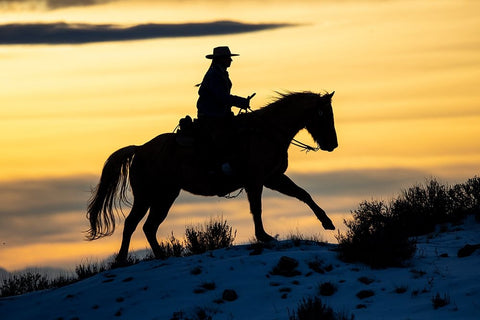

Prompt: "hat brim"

[206,53,239,59]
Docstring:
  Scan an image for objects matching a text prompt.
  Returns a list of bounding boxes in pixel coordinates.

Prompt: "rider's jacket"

[196,63,248,118]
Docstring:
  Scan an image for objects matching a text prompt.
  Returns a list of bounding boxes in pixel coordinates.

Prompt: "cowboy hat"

[206,46,239,59]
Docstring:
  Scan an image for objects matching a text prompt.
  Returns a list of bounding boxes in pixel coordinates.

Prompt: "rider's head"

[214,56,232,69]
[206,46,238,69]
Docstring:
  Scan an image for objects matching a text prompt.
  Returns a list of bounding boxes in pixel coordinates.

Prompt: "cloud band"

[0,20,291,45]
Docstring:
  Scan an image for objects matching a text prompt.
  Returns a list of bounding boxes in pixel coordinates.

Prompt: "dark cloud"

[0,20,292,45]
[0,176,96,245]
[0,168,433,246]
[0,175,96,217]
[0,0,114,10]
[0,168,427,218]
[178,167,430,204]
[286,168,429,198]
[45,0,112,9]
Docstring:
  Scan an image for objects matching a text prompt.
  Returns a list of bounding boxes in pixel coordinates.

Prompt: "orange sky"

[1,0,479,271]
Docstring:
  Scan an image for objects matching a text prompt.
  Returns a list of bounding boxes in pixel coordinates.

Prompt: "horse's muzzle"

[321,143,338,152]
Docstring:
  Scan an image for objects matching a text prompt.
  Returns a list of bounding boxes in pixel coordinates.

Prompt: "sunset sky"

[1,0,479,272]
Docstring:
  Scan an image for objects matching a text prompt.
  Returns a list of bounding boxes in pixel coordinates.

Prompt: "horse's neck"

[255,104,307,145]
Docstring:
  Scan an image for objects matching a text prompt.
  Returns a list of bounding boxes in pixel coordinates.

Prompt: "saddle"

[175,115,236,147]
[175,115,197,147]
[175,114,254,180]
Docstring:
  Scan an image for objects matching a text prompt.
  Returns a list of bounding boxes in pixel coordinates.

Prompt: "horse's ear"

[324,91,335,99]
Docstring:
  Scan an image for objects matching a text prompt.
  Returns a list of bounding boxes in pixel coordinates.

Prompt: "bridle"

[238,104,320,153]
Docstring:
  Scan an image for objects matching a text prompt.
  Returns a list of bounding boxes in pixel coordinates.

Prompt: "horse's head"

[305,91,338,152]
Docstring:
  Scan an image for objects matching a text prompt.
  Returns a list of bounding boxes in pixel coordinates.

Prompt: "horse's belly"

[181,173,242,198]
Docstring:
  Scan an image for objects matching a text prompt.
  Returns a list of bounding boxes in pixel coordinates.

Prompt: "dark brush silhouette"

[86,91,338,263]
[458,244,480,257]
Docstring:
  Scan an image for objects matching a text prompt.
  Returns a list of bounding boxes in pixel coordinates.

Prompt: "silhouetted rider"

[197,46,250,117]
[196,46,254,175]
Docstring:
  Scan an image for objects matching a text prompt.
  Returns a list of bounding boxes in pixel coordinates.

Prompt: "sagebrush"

[1,272,74,297]
[289,296,353,320]
[185,217,236,255]
[337,177,480,268]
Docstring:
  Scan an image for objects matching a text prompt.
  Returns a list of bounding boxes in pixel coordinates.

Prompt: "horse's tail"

[86,145,137,240]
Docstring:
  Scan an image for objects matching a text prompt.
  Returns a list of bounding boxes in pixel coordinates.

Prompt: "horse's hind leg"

[265,174,335,230]
[143,188,180,259]
[117,199,150,262]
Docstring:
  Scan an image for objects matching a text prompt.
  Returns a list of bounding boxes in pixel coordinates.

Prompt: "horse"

[86,91,338,262]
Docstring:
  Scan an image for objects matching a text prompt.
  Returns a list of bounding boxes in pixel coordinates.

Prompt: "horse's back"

[130,133,177,177]
[144,132,176,147]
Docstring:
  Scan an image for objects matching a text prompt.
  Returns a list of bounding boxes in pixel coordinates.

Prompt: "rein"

[291,138,320,152]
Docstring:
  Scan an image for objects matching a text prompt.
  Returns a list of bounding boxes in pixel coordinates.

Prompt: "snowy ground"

[1,218,479,320]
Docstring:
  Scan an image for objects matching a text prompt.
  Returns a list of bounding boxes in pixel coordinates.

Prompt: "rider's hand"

[233,93,255,110]
[238,97,250,109]
[241,93,256,110]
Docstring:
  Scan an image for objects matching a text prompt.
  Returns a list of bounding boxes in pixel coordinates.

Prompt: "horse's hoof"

[111,258,127,269]
[322,219,335,230]
[257,233,277,243]
[112,252,128,267]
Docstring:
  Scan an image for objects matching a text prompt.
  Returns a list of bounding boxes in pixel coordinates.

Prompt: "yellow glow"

[1,0,480,271]
[0,239,147,271]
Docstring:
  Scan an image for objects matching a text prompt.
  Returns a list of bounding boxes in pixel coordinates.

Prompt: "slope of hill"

[1,219,479,320]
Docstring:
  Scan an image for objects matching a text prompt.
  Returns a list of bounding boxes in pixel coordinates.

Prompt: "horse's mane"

[253,91,321,116]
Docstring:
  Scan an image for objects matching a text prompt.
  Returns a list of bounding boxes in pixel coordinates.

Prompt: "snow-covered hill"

[1,219,479,320]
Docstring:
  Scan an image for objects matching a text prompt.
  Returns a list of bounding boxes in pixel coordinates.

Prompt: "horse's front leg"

[245,184,276,242]
[265,174,335,230]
